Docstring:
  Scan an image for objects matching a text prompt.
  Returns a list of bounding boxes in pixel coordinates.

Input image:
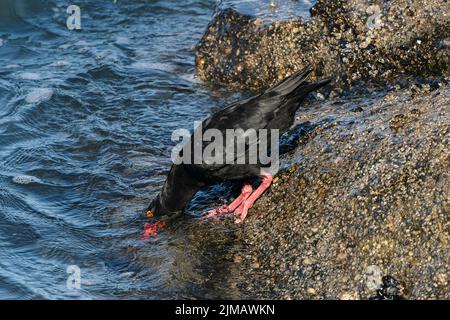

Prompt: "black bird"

[144,67,330,234]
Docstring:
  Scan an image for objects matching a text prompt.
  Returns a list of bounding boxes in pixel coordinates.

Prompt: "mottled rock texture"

[194,0,449,299]
[231,84,449,300]
[196,0,449,91]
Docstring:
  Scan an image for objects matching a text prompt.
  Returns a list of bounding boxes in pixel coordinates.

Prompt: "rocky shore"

[196,0,449,92]
[194,0,449,299]
[231,83,449,300]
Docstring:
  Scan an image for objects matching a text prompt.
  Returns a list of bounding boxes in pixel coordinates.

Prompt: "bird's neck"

[159,165,202,215]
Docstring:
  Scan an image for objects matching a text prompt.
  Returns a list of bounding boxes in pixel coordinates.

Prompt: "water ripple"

[0,0,314,299]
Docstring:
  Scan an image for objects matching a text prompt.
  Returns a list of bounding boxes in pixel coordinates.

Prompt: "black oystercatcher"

[144,67,330,236]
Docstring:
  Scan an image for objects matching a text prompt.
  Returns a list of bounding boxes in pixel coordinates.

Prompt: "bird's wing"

[203,66,315,132]
[184,67,330,173]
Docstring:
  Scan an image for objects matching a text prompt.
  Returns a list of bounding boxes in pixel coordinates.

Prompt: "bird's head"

[145,194,183,223]
[142,195,168,239]
[145,195,160,218]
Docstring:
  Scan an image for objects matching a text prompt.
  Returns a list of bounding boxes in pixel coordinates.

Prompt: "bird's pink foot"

[235,173,273,224]
[201,184,253,220]
[201,204,230,220]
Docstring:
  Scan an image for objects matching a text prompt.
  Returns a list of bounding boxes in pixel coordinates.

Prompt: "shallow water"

[0,0,314,299]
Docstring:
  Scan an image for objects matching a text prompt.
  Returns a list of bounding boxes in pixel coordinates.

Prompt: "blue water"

[0,0,313,299]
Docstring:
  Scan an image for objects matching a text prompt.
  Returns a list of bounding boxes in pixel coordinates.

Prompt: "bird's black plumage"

[147,67,331,222]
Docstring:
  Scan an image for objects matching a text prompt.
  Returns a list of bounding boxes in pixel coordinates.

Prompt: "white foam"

[25,88,54,104]
[119,271,135,278]
[0,39,3,47]
[12,175,43,185]
[59,43,71,50]
[51,60,70,67]
[115,36,130,45]
[130,61,172,72]
[179,73,200,84]
[18,72,41,80]
[133,50,147,57]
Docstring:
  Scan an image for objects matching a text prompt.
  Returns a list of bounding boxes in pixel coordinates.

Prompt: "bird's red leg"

[228,184,253,211]
[202,184,253,220]
[234,172,273,224]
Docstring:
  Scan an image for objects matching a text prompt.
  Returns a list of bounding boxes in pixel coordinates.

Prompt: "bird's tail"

[290,77,332,98]
[265,65,331,99]
[267,66,313,96]
[281,77,331,116]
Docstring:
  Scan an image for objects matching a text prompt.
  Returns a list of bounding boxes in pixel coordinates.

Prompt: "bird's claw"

[201,204,231,221]
[201,202,248,223]
[201,183,255,223]
[233,203,248,224]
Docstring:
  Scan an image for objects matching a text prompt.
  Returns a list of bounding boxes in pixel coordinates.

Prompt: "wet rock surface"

[370,275,404,300]
[194,0,449,299]
[195,0,449,91]
[228,84,449,299]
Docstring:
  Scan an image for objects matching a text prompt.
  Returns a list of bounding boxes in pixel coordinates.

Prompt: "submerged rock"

[196,0,449,90]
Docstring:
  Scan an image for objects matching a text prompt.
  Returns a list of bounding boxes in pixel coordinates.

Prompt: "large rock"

[195,0,450,91]
[229,84,449,299]
[193,0,449,300]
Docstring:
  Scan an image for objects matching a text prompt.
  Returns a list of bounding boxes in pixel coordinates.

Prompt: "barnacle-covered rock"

[196,0,450,91]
